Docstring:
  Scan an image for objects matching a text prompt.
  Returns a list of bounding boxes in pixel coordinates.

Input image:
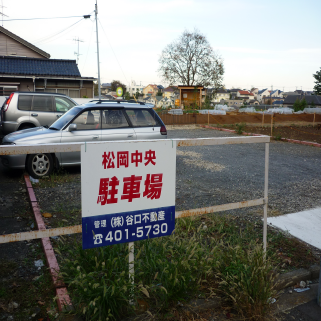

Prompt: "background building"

[0,26,95,98]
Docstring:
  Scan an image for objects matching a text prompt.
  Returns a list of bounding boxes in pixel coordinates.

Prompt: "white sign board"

[81,140,176,249]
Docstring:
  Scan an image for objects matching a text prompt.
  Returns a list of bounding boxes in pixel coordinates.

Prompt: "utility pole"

[73,37,84,65]
[95,0,101,99]
[270,85,273,107]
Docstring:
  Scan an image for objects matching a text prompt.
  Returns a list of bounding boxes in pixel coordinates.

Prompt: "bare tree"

[158,29,224,88]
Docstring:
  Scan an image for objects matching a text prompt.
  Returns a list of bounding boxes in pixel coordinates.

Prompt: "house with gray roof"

[0,26,95,98]
[283,95,321,107]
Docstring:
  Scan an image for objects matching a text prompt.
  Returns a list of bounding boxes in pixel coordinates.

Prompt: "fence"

[0,135,270,249]
[158,112,321,126]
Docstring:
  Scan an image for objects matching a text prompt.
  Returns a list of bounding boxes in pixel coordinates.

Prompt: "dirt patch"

[0,172,58,320]
[225,124,321,144]
[177,150,225,172]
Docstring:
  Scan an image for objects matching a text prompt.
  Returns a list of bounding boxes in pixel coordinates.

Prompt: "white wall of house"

[212,92,229,102]
[257,89,270,101]
[128,80,144,96]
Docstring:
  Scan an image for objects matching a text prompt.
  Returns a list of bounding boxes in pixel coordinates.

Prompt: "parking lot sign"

[81,140,176,249]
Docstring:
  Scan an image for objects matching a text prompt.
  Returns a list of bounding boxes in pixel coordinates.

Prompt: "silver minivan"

[1,101,167,178]
[0,92,77,134]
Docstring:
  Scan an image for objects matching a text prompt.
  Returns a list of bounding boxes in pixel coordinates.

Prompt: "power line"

[81,21,94,75]
[2,15,90,21]
[98,18,129,84]
[34,18,85,45]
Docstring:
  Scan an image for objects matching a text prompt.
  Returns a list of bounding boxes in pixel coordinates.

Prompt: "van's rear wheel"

[26,153,54,178]
[19,124,34,131]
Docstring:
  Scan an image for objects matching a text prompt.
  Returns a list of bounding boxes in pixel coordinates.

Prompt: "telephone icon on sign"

[94,234,103,244]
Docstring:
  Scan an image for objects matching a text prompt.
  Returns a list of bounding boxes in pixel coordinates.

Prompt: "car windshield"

[49,107,82,130]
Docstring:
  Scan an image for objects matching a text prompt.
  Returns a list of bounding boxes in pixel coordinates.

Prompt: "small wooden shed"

[178,86,206,109]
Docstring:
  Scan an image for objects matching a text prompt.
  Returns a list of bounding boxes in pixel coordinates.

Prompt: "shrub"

[214,243,278,321]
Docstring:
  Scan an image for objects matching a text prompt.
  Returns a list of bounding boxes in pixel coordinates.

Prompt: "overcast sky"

[3,0,321,91]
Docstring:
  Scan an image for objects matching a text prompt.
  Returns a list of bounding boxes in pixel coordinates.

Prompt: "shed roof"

[0,26,50,59]
[0,56,81,77]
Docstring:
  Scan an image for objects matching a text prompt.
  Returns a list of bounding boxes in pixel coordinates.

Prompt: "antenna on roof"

[0,0,8,27]
[73,37,84,65]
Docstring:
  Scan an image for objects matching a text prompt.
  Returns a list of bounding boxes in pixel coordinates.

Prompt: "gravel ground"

[34,125,321,222]
[28,125,321,320]
[170,126,321,216]
[0,164,55,320]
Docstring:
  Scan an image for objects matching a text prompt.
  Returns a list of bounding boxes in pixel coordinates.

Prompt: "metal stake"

[317,257,321,307]
[129,242,134,304]
[263,142,269,252]
[95,0,101,100]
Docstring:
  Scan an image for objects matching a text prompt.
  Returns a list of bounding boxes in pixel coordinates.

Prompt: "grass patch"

[56,214,318,320]
[34,168,79,188]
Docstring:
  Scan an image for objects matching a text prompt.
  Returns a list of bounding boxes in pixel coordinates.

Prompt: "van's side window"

[125,109,159,127]
[32,96,53,112]
[18,95,32,111]
[102,109,129,129]
[55,97,76,112]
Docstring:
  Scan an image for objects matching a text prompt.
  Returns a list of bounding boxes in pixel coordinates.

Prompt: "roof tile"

[0,56,81,77]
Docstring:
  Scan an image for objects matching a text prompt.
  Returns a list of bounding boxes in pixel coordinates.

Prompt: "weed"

[235,123,246,135]
[56,213,316,320]
[36,168,75,188]
[0,287,6,298]
[214,242,278,321]
[58,227,215,320]
[274,134,282,141]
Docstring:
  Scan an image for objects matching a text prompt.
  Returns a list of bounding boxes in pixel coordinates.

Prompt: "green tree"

[293,98,307,112]
[203,95,211,109]
[124,91,130,100]
[135,89,142,98]
[293,98,301,112]
[313,68,321,95]
[301,97,307,110]
[111,80,127,94]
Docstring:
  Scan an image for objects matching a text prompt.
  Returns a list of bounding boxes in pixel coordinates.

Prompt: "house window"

[57,89,68,95]
[0,86,18,96]
[69,89,80,98]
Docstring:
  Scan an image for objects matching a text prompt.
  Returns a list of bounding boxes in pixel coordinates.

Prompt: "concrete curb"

[280,137,321,148]
[24,174,73,312]
[275,265,320,290]
[201,125,321,148]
